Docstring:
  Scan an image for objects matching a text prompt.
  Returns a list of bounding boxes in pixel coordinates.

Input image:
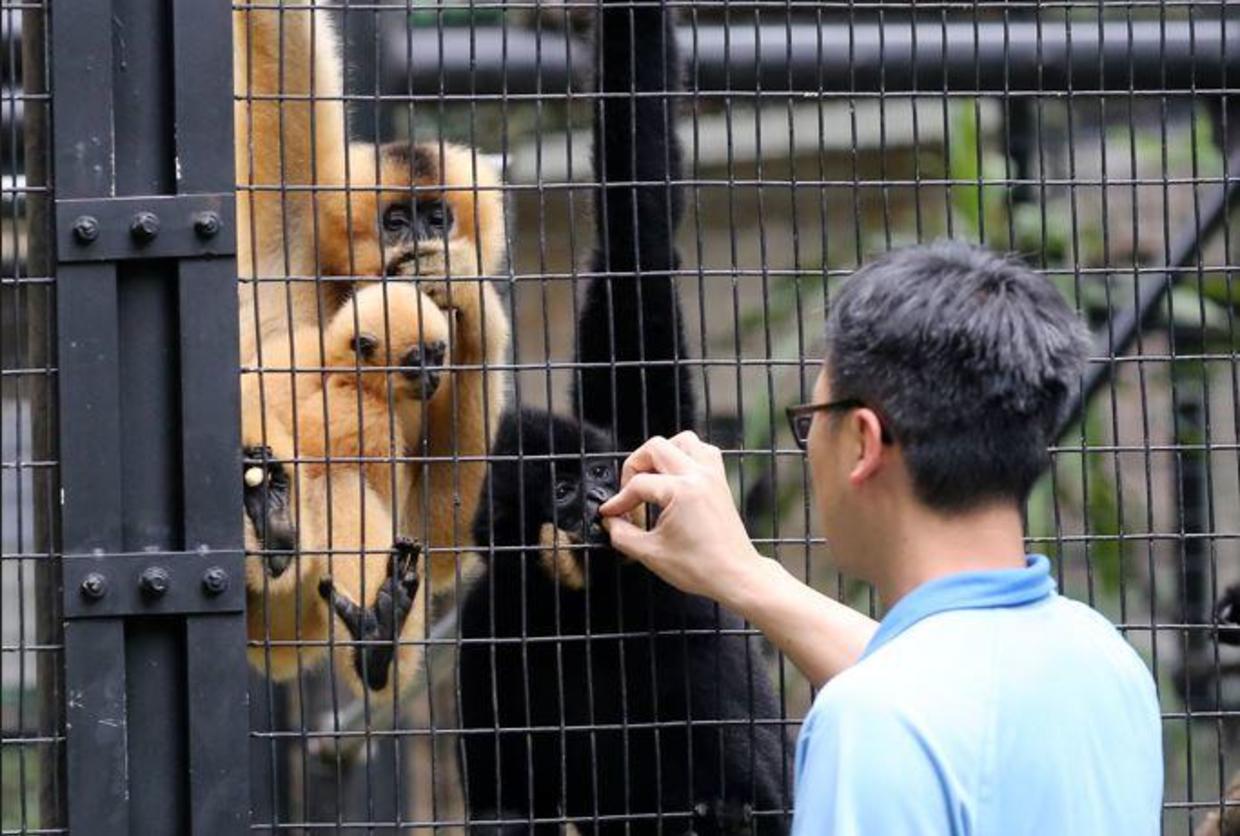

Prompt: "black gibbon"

[1215,581,1240,645]
[461,412,789,836]
[244,283,446,693]
[456,2,791,832]
[234,0,511,693]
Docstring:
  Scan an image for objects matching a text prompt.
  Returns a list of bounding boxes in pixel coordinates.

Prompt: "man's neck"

[872,501,1028,608]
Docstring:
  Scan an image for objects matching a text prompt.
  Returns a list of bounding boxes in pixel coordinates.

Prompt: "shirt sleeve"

[791,692,960,836]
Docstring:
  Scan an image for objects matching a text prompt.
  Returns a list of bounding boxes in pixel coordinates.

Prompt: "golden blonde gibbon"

[244,284,449,695]
[234,0,510,609]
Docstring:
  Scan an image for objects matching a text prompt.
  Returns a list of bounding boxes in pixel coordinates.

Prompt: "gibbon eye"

[419,199,453,234]
[351,333,379,359]
[588,464,610,481]
[382,204,412,232]
[553,480,575,502]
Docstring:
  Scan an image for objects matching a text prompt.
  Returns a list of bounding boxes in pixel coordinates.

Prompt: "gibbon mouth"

[384,248,445,277]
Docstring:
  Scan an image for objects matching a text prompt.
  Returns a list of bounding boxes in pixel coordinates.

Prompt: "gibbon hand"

[599,431,765,609]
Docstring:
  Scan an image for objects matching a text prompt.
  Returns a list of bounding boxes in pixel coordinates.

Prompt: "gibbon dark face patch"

[398,339,447,399]
[380,198,454,250]
[551,460,617,546]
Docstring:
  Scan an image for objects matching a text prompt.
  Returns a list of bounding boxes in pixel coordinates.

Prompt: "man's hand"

[602,429,879,687]
[600,430,763,609]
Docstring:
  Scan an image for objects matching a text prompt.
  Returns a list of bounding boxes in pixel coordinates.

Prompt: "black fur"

[243,445,296,577]
[1216,582,1240,646]
[317,537,422,692]
[461,411,789,835]
[573,0,692,452]
[458,3,791,833]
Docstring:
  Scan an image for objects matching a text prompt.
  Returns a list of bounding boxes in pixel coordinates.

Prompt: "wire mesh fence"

[5,0,1240,833]
[2,0,62,832]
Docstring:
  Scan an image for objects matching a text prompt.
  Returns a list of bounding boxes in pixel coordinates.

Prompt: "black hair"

[825,240,1090,512]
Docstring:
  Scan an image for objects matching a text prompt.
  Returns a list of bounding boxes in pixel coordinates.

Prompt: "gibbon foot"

[1215,583,1240,645]
[403,339,447,399]
[242,445,297,578]
[317,537,422,691]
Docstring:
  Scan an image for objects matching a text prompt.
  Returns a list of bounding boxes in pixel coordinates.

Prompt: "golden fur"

[235,0,510,697]
[243,284,446,696]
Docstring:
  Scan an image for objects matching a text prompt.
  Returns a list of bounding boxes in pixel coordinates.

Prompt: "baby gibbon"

[244,283,449,695]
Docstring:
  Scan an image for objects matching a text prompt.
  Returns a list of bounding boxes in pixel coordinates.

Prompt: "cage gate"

[5,1,1240,834]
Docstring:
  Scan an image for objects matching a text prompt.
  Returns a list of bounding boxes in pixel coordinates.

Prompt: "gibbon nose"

[585,484,614,506]
[400,340,446,397]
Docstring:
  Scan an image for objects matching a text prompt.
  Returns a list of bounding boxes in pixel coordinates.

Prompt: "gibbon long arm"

[233,1,347,363]
[573,0,693,453]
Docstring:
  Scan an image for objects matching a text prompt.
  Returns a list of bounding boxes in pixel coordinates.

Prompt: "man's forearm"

[726,554,879,688]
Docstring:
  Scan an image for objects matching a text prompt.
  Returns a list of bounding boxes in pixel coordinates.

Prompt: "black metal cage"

[4,0,1240,833]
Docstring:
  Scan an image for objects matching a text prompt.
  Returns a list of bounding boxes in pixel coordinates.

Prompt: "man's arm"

[600,431,878,687]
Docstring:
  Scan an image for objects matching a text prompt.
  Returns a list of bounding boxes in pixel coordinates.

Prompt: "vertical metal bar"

[171,0,249,824]
[50,0,245,831]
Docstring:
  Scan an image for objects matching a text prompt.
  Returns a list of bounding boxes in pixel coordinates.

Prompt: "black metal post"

[50,0,248,833]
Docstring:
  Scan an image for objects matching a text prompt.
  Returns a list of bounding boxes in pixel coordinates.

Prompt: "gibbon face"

[322,283,451,402]
[319,142,505,285]
[481,409,621,555]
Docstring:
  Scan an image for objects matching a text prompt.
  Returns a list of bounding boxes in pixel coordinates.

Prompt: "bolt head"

[72,215,100,243]
[130,211,161,243]
[202,566,229,596]
[138,566,170,598]
[80,572,107,600]
[193,211,222,239]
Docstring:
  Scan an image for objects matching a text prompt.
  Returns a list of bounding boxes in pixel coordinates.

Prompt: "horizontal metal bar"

[63,550,245,619]
[55,193,235,263]
[381,19,1240,96]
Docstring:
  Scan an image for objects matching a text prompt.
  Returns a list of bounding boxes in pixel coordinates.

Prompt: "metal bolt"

[138,566,170,598]
[202,566,229,596]
[72,215,100,244]
[130,211,161,243]
[193,211,221,239]
[80,572,107,601]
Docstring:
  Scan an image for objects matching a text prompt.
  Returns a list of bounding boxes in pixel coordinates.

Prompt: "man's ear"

[847,408,887,486]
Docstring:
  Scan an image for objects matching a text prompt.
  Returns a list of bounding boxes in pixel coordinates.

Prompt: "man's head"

[807,241,1090,574]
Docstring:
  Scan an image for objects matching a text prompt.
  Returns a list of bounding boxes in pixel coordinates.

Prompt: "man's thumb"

[602,516,653,562]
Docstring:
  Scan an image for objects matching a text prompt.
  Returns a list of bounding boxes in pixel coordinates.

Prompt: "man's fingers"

[600,473,676,516]
[601,516,657,563]
[669,430,724,468]
[620,436,695,486]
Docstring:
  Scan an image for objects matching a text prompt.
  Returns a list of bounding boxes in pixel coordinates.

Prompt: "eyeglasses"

[785,398,894,451]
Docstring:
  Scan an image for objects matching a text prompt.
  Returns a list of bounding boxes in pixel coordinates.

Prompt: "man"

[599,241,1163,834]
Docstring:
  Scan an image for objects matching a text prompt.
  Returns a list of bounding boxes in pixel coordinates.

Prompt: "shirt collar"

[861,554,1056,660]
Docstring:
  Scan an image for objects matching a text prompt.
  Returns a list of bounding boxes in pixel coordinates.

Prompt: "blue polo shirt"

[791,555,1163,835]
